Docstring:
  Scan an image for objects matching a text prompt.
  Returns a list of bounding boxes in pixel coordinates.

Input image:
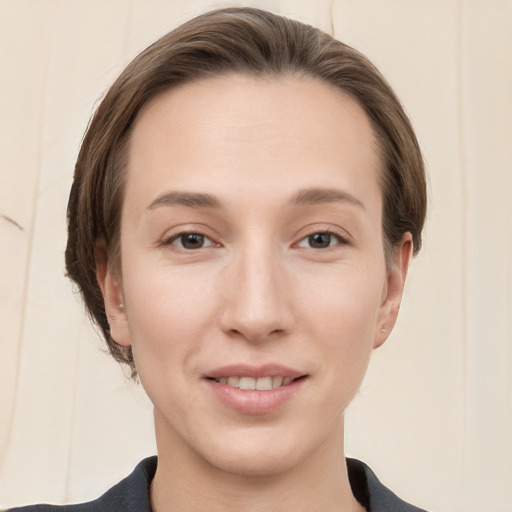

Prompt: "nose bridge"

[221,238,292,341]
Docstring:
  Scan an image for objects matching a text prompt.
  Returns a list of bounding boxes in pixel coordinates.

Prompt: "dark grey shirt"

[7,457,428,511]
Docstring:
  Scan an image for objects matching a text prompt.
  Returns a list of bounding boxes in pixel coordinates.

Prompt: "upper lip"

[205,364,306,380]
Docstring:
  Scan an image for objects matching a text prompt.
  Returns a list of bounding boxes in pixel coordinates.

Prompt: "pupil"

[182,233,204,249]
[309,233,331,248]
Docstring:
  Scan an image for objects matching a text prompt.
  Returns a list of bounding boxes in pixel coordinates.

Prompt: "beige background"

[1,0,511,510]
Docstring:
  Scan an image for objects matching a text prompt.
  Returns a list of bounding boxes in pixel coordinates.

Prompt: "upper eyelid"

[163,231,217,246]
[158,223,220,243]
[293,224,352,243]
[157,224,352,246]
[294,230,349,248]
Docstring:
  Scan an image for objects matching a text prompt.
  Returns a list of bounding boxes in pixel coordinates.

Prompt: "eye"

[167,232,216,250]
[296,232,344,249]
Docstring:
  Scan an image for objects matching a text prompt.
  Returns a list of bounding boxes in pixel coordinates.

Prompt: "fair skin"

[98,74,411,512]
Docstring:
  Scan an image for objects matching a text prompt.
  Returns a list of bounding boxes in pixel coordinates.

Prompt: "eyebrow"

[146,191,220,210]
[290,188,365,210]
[146,187,364,212]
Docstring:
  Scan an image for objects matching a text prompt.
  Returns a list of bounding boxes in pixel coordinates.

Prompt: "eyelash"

[161,230,349,251]
[295,231,349,250]
[162,231,217,250]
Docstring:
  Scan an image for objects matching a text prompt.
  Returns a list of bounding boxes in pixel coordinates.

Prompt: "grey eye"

[307,233,332,248]
[296,231,348,250]
[171,233,214,250]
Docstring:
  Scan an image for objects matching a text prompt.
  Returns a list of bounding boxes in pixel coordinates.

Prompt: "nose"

[219,245,294,343]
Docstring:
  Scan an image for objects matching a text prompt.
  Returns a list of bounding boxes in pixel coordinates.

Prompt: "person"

[9,6,428,512]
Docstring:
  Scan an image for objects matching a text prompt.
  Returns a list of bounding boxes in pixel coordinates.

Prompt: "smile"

[212,376,295,390]
[205,365,308,413]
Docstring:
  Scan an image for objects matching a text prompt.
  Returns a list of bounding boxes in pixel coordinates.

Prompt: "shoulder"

[6,457,157,512]
[347,458,430,512]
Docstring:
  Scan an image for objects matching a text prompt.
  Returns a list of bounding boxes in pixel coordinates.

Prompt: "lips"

[204,364,308,414]
[206,363,304,380]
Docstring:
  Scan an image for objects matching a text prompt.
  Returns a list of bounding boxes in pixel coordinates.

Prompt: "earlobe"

[374,233,413,349]
[95,238,131,347]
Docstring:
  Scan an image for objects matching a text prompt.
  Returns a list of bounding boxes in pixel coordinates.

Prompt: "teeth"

[256,376,272,391]
[272,376,283,388]
[227,376,239,387]
[239,377,256,390]
[216,376,295,390]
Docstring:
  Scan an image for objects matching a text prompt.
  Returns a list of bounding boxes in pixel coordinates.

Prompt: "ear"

[95,238,131,347]
[374,233,413,349]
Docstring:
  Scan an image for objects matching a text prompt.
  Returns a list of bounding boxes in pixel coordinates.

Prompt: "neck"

[150,410,363,512]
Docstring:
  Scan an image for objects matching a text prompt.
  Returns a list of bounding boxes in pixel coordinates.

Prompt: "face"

[100,74,411,477]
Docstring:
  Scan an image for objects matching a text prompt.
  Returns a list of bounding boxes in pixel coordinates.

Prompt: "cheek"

[298,262,384,332]
[120,260,219,371]
[297,264,384,376]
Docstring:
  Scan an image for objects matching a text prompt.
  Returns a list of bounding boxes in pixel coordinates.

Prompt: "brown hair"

[65,7,427,373]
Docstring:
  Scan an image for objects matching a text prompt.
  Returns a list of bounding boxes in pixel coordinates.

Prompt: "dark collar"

[111,456,428,512]
[8,456,428,511]
[346,458,428,511]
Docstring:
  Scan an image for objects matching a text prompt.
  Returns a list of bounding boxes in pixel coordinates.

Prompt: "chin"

[197,426,322,478]
[207,447,302,478]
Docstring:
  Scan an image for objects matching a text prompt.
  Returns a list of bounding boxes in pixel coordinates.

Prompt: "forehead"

[125,74,381,212]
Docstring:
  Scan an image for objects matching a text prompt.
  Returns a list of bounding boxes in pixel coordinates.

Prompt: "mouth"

[205,368,309,414]
[206,375,307,390]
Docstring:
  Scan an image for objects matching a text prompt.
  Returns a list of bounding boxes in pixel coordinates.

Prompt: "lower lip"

[205,378,307,414]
